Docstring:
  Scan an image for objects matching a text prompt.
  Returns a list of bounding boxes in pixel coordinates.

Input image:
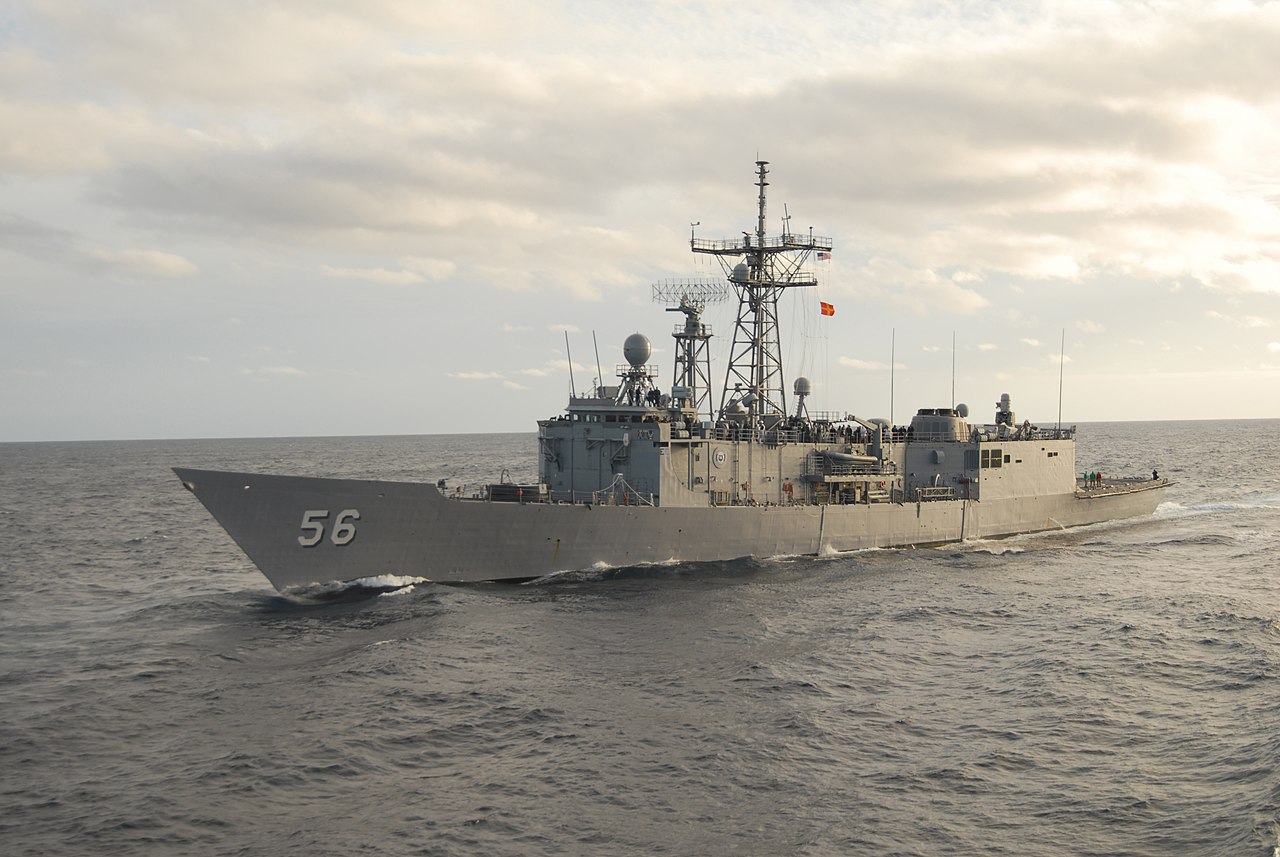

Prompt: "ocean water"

[2,420,1279,856]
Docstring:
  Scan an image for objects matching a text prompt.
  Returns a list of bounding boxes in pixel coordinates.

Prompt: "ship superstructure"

[536,161,1074,513]
[175,162,1170,593]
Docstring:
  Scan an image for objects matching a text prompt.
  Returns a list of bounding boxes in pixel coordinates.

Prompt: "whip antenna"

[565,331,576,397]
[592,331,603,396]
[1057,328,1065,432]
[951,330,956,410]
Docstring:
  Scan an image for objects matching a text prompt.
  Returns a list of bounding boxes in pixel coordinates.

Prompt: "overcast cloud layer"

[2,0,1278,441]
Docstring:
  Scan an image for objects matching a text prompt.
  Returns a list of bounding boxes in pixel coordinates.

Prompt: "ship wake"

[283,574,431,601]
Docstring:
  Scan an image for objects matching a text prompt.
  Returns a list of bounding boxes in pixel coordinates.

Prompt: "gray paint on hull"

[174,468,1169,593]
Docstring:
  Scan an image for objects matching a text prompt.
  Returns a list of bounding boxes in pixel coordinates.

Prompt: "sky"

[2,0,1279,441]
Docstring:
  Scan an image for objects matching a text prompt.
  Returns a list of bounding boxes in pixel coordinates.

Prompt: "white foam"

[811,544,898,560]
[527,567,608,585]
[955,538,1025,556]
[1156,497,1280,517]
[378,585,417,597]
[585,556,682,572]
[283,573,429,599]
[349,574,430,590]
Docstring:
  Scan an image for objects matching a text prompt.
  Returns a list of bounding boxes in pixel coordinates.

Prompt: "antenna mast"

[1057,328,1065,432]
[592,331,603,396]
[652,279,728,421]
[564,331,576,396]
[692,161,832,421]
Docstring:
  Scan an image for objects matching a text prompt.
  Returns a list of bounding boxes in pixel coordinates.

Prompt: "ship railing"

[615,363,659,378]
[801,458,886,478]
[691,234,834,253]
[590,473,656,507]
[914,486,957,501]
[672,323,713,336]
[705,425,847,445]
[907,430,967,442]
[971,425,1076,442]
[1075,475,1167,495]
[707,425,763,443]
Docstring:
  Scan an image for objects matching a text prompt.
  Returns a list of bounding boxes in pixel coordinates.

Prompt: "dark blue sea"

[3,420,1279,856]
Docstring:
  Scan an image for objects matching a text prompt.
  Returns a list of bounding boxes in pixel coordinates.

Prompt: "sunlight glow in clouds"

[1,1,1278,439]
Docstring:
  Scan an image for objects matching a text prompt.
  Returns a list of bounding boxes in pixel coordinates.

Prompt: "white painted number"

[331,509,360,545]
[298,510,328,546]
[298,509,361,547]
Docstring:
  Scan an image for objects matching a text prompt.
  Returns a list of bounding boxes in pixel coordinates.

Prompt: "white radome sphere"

[624,333,652,367]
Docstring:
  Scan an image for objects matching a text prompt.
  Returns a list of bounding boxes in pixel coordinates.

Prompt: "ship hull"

[175,468,1169,593]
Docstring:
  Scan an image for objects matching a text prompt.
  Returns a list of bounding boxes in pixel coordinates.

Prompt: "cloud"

[542,357,589,374]
[400,256,458,280]
[1268,342,1280,354]
[10,2,1278,308]
[977,343,997,351]
[1206,310,1271,328]
[843,259,988,315]
[320,265,426,285]
[7,2,1280,438]
[0,214,197,278]
[242,365,307,377]
[1076,319,1106,334]
[91,248,198,278]
[502,380,529,390]
[448,371,503,381]
[838,356,906,371]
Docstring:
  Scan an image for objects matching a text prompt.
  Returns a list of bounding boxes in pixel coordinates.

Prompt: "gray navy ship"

[176,162,1170,593]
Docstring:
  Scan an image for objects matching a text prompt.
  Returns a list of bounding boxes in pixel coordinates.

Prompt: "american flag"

[817,251,831,260]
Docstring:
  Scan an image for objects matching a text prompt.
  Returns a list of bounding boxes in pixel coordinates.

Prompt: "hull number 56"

[298,509,361,547]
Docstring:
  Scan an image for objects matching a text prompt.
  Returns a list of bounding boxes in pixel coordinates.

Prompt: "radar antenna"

[690,161,833,422]
[651,279,729,421]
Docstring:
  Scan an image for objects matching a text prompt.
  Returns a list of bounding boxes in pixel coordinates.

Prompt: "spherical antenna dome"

[731,262,750,283]
[956,403,969,418]
[623,333,652,367]
[793,376,812,396]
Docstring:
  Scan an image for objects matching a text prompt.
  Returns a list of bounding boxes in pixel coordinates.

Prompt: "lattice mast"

[691,161,832,421]
[651,279,728,422]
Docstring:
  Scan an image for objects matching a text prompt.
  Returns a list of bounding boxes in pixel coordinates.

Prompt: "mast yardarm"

[690,161,832,422]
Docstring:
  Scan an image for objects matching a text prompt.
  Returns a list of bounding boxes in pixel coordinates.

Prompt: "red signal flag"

[820,301,835,317]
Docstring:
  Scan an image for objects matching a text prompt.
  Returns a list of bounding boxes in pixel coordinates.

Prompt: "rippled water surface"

[2,421,1279,856]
